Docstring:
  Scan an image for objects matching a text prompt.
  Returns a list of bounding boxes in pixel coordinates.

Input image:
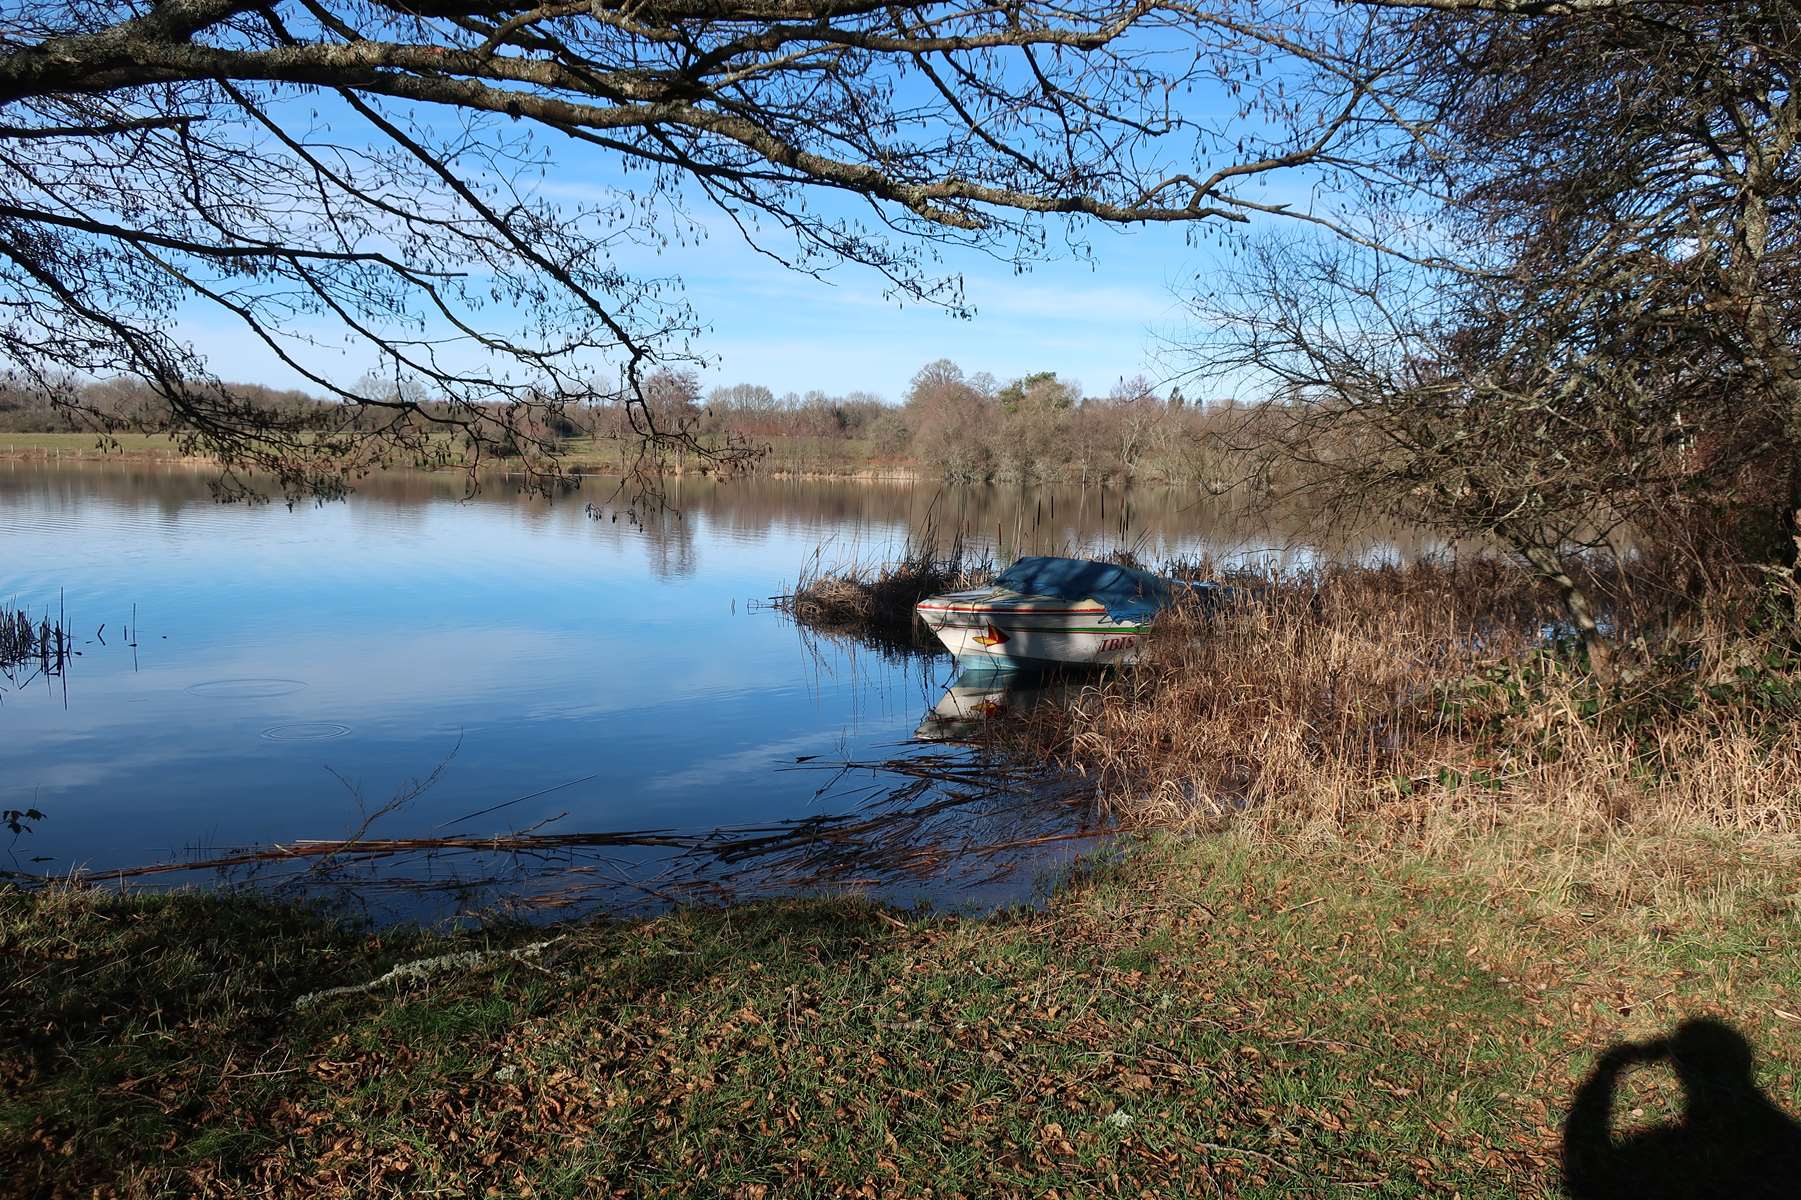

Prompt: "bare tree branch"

[0,0,1396,499]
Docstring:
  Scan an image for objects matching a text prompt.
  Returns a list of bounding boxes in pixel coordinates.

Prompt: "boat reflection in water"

[915,665,1095,743]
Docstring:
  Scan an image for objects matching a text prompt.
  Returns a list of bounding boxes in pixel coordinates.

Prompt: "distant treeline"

[600,359,1251,485]
[3,362,1255,486]
[0,378,336,433]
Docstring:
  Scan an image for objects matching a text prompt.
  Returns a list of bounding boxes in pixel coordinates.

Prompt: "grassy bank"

[0,431,917,480]
[7,825,1798,1199]
[558,435,914,480]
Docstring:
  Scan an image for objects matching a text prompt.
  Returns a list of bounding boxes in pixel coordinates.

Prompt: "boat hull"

[915,587,1144,667]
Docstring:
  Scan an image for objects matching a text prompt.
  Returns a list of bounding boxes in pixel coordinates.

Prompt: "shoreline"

[0,433,1215,488]
[0,435,925,483]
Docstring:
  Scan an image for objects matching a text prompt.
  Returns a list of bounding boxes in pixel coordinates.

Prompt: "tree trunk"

[1789,448,1801,573]
[1521,544,1615,685]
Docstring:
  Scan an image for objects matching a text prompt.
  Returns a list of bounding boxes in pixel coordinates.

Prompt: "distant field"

[0,432,194,458]
[1,431,916,480]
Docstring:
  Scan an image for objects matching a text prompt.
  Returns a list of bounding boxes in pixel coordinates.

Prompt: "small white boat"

[916,555,1215,668]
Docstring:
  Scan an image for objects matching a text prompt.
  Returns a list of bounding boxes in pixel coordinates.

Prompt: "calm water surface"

[1,462,1428,923]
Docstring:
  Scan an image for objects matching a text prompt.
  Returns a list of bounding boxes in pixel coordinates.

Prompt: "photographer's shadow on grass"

[1563,1018,1801,1199]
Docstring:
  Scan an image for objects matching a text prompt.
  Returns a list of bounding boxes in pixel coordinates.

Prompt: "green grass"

[0,431,195,458]
[6,831,1798,1197]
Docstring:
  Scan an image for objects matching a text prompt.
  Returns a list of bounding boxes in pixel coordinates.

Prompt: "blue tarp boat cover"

[993,556,1213,624]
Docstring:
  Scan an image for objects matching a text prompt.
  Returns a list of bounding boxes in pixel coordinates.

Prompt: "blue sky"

[165,24,1348,408]
[176,193,1234,404]
[665,222,1209,401]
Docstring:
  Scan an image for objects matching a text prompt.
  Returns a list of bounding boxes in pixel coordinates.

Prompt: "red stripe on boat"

[916,604,1104,614]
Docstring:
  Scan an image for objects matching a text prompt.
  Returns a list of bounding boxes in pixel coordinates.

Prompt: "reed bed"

[0,601,68,683]
[777,532,994,640]
[1023,559,1801,848]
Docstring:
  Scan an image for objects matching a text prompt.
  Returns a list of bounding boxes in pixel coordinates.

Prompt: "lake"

[1,462,1433,924]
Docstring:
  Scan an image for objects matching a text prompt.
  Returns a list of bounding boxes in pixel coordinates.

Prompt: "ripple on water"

[186,678,308,699]
[260,721,352,742]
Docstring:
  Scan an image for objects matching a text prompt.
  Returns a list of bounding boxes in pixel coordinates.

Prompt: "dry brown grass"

[1029,559,1801,858]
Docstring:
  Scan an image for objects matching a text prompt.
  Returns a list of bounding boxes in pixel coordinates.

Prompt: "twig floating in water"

[436,771,603,829]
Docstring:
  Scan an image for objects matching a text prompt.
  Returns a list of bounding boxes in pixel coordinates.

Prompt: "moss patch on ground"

[5,830,1798,1198]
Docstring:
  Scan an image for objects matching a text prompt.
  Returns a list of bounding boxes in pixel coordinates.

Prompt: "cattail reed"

[1,603,68,678]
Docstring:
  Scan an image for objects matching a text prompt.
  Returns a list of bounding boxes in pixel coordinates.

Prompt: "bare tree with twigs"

[1184,0,1801,675]
[0,0,1400,500]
